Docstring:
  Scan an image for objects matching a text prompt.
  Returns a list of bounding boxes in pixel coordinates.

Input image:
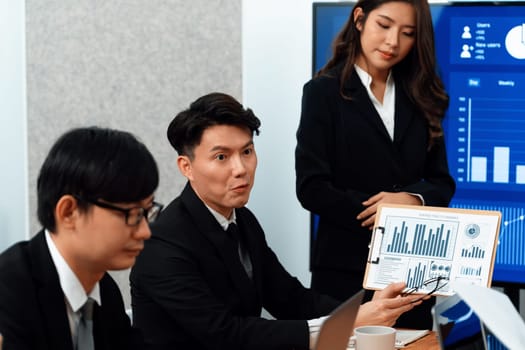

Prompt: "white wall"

[0,0,28,250]
[243,0,334,286]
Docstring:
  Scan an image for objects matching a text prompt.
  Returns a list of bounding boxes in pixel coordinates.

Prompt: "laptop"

[315,289,365,350]
[433,293,508,350]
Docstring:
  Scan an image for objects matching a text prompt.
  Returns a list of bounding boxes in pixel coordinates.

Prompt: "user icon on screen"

[461,26,472,39]
[460,44,471,58]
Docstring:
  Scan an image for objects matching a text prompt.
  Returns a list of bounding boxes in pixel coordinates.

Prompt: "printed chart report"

[363,205,501,296]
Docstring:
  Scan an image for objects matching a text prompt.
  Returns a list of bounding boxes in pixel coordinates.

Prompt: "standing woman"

[295,0,455,328]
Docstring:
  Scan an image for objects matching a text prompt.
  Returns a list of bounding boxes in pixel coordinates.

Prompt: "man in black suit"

[0,127,162,349]
[130,92,423,350]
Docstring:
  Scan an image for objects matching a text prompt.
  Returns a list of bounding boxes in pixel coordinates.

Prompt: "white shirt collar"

[205,205,236,231]
[354,64,395,91]
[354,64,396,140]
[45,230,101,312]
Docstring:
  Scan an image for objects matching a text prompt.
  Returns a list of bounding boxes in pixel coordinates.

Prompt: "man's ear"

[54,195,79,230]
[353,7,364,31]
[177,155,194,181]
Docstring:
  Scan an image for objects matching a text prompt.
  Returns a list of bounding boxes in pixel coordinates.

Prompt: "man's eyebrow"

[209,140,254,153]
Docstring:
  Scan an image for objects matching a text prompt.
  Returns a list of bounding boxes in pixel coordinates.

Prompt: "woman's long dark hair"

[318,0,449,146]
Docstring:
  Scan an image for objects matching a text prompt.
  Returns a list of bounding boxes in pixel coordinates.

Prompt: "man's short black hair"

[37,126,159,231]
[167,92,261,158]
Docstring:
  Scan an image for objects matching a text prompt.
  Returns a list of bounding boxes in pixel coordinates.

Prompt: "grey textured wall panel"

[26,0,241,307]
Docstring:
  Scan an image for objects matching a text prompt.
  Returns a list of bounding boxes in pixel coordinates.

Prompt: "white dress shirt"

[354,65,425,205]
[354,64,396,141]
[45,230,101,344]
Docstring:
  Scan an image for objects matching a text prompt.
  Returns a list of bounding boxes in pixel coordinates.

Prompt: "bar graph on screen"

[452,94,525,186]
[364,204,501,296]
[444,72,525,284]
[452,203,525,282]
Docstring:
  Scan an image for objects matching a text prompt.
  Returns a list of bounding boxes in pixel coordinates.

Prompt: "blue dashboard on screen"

[313,1,525,285]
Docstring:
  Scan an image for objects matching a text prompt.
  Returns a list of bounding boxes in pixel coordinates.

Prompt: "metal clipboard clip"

[367,226,384,264]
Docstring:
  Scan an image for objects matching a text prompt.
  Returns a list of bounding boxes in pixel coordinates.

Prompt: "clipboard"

[363,204,501,296]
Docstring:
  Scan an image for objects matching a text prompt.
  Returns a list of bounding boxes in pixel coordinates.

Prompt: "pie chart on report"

[505,23,525,59]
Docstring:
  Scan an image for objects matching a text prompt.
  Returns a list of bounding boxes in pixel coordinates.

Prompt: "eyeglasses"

[401,276,449,303]
[74,196,163,226]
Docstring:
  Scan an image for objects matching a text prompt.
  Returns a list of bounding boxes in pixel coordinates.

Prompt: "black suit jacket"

[295,67,456,272]
[130,183,339,350]
[0,231,143,350]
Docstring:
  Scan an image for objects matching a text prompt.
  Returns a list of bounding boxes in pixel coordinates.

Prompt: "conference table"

[404,331,439,349]
[349,331,439,349]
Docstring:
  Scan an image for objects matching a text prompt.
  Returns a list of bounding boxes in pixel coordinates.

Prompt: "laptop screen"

[433,294,509,350]
[434,295,486,349]
[315,289,365,350]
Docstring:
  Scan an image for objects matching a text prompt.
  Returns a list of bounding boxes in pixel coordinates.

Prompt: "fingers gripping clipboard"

[363,204,501,296]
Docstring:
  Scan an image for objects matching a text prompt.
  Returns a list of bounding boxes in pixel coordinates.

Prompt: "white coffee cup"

[354,325,396,350]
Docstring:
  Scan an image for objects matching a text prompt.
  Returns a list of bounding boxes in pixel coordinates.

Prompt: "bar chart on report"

[364,205,500,294]
[383,217,458,259]
[406,261,426,288]
[452,202,525,283]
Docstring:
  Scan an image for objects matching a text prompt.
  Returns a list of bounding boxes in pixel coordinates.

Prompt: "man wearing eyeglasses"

[0,126,161,349]
[130,93,423,350]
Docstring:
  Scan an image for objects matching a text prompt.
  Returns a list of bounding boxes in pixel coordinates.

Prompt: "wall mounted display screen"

[312,1,525,285]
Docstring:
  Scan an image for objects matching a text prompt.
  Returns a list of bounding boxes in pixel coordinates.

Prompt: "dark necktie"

[77,298,95,350]
[227,223,253,279]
